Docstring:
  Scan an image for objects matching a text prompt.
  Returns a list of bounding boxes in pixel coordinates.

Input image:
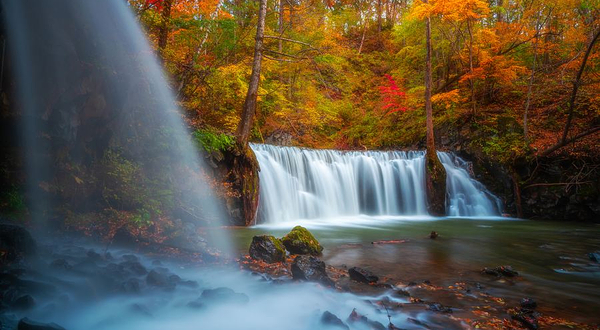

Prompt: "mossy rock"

[282,226,323,256]
[249,235,286,263]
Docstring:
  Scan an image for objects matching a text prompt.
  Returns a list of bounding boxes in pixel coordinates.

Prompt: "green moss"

[249,235,286,263]
[193,128,235,153]
[281,226,323,256]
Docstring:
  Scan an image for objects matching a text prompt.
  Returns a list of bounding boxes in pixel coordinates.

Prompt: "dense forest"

[133,0,598,157]
[124,0,600,221]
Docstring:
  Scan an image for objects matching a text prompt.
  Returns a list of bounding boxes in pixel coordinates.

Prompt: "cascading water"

[252,144,501,223]
[2,0,227,231]
[438,152,502,217]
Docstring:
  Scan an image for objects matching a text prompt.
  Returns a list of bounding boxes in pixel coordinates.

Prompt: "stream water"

[229,217,600,325]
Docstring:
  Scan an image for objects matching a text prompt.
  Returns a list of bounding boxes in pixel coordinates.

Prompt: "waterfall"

[2,0,229,238]
[438,152,503,217]
[251,144,501,223]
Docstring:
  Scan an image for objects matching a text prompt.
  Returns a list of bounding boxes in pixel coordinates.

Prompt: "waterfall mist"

[252,144,502,224]
[2,0,229,250]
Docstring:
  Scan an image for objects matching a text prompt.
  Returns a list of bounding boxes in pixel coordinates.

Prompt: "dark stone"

[282,226,323,256]
[120,261,148,276]
[111,227,138,248]
[393,289,411,297]
[588,251,600,262]
[86,250,102,261]
[50,259,72,270]
[12,295,35,310]
[0,224,37,263]
[427,303,453,313]
[321,311,349,330]
[482,265,518,277]
[249,235,286,263]
[119,278,141,294]
[429,231,438,239]
[348,267,378,284]
[122,254,138,262]
[291,255,334,287]
[520,298,537,309]
[199,287,249,305]
[146,270,175,289]
[130,303,152,317]
[511,309,539,330]
[17,318,66,330]
[346,309,385,330]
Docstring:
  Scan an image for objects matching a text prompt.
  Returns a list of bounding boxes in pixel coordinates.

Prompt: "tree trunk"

[278,0,284,52]
[236,0,267,146]
[423,2,446,216]
[467,19,476,117]
[523,31,539,141]
[541,29,599,156]
[157,0,174,60]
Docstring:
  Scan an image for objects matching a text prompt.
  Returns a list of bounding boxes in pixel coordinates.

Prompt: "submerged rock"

[348,267,378,284]
[588,251,600,262]
[200,287,249,305]
[482,265,519,277]
[520,298,537,309]
[346,309,385,330]
[249,235,286,263]
[146,270,175,289]
[282,226,323,256]
[12,295,35,310]
[429,231,439,239]
[321,311,349,330]
[511,308,540,330]
[291,255,334,287]
[427,303,453,314]
[0,224,37,263]
[17,318,66,330]
[50,259,72,270]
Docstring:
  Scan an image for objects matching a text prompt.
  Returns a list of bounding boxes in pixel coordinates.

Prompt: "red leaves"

[145,0,164,11]
[379,74,408,115]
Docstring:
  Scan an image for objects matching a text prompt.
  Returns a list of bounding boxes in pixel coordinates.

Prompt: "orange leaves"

[432,89,460,109]
[410,0,490,22]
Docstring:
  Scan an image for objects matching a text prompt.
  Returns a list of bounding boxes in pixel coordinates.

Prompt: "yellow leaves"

[432,89,459,109]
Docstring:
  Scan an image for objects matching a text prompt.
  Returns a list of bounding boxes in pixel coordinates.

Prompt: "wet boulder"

[321,311,349,330]
[146,269,176,289]
[17,318,66,330]
[0,224,37,263]
[348,267,378,284]
[520,298,537,309]
[291,255,334,287]
[191,287,249,307]
[282,226,323,256]
[511,308,540,330]
[346,309,385,330]
[588,251,600,262]
[249,235,286,263]
[12,295,35,310]
[482,265,519,277]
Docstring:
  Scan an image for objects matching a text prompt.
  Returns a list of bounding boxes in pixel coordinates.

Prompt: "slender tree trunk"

[377,0,383,33]
[358,19,367,54]
[467,19,476,117]
[278,0,284,52]
[236,0,267,146]
[157,0,174,60]
[541,29,600,156]
[524,20,541,142]
[560,29,599,144]
[424,1,446,216]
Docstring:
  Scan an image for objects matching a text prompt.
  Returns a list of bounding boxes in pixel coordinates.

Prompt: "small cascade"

[438,152,502,217]
[251,144,501,223]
